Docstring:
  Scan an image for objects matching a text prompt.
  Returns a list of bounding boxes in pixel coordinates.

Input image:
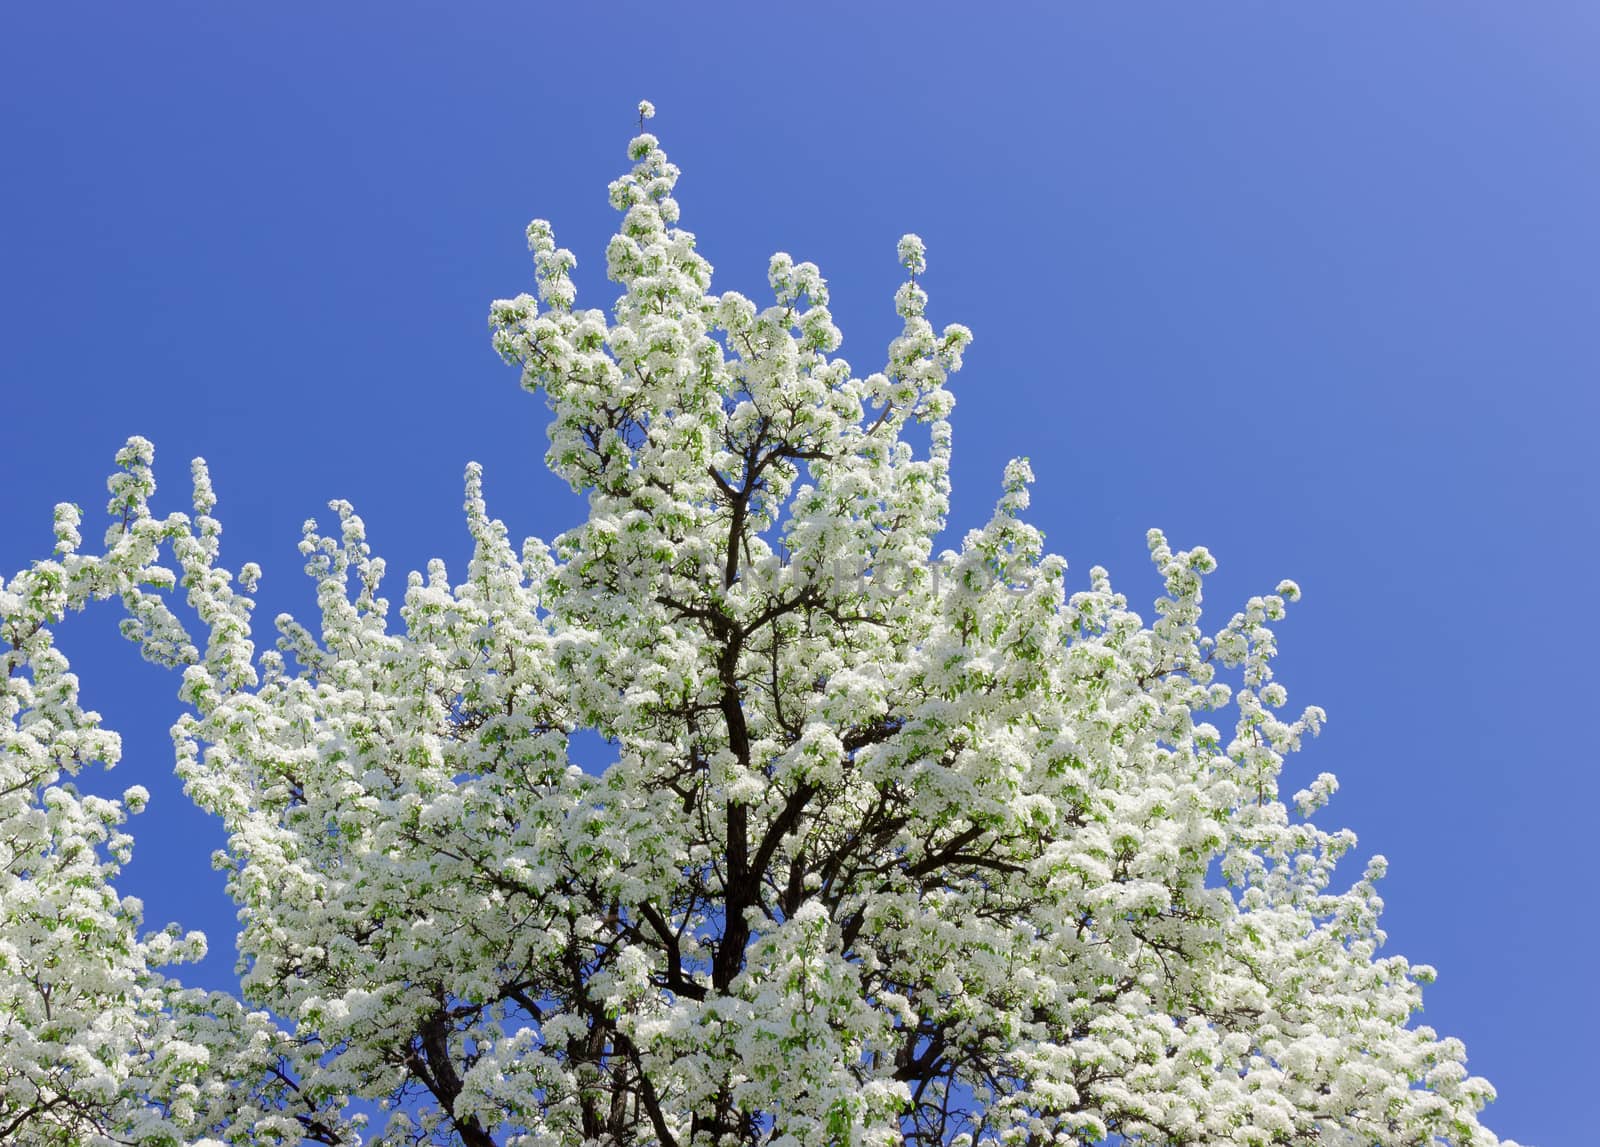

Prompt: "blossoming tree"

[0,104,1517,1147]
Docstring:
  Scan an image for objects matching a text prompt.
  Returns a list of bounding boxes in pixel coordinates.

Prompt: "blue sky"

[2,3,1594,1142]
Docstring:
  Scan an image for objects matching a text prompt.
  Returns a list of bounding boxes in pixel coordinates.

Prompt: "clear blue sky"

[2,4,1593,1142]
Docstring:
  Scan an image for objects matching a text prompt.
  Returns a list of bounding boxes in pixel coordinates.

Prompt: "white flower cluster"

[0,108,1518,1146]
[1,441,358,1144]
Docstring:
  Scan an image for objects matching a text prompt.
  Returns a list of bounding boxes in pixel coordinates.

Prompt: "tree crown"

[0,109,1516,1147]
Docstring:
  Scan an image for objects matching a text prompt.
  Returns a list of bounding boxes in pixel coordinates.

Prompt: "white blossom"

[0,107,1520,1147]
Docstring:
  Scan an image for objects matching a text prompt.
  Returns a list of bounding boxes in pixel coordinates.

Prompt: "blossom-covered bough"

[0,103,1518,1146]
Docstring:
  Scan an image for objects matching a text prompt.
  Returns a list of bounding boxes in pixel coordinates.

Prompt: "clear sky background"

[2,3,1594,1142]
